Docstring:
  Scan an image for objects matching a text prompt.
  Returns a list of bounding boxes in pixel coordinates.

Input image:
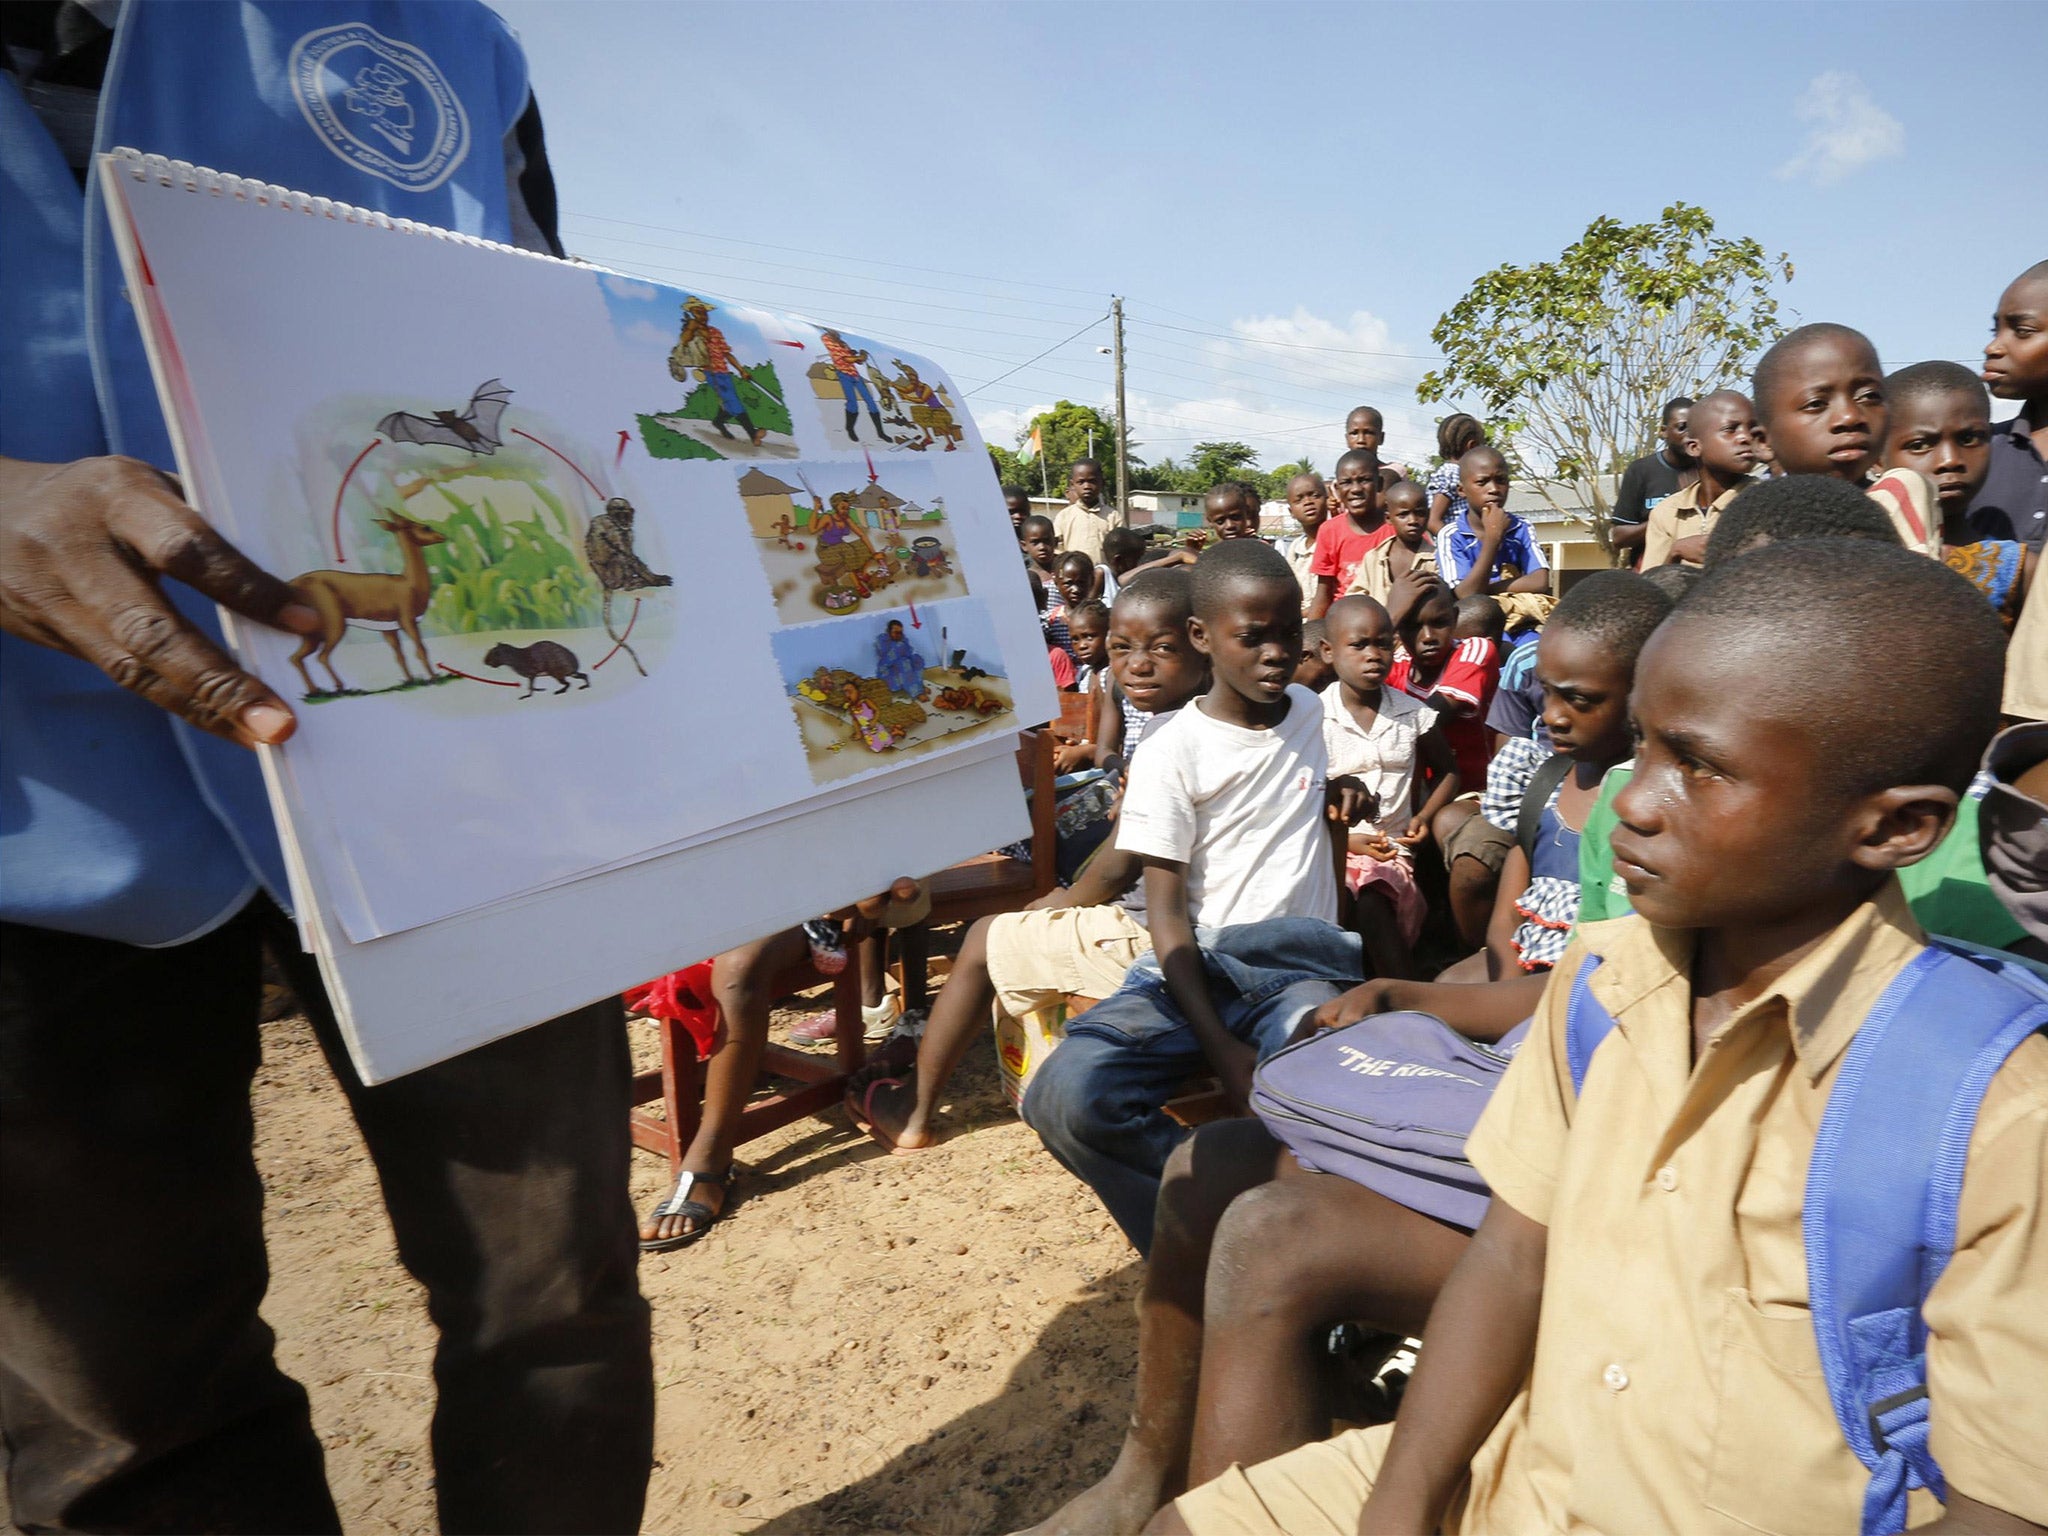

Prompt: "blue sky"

[495,0,2045,476]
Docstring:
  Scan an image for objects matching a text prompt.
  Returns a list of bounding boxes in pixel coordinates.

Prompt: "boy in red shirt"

[1307,449,1392,618]
[1389,585,1498,792]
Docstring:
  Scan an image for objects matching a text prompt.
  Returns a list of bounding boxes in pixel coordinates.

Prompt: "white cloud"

[1776,71,1904,186]
[963,307,1447,479]
[598,273,660,302]
[619,318,671,350]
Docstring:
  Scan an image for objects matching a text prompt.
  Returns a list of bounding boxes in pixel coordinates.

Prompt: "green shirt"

[1574,766,2026,948]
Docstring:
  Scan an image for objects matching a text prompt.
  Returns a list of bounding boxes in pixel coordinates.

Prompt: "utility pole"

[1112,295,1130,528]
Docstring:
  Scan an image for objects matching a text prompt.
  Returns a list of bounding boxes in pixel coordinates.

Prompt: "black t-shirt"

[1611,448,1690,528]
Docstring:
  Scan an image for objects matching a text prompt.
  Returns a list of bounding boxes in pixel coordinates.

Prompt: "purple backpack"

[1249,1011,1529,1231]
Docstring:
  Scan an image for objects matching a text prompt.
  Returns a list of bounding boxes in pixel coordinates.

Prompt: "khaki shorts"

[983,905,1150,1017]
[1173,1423,1392,1536]
[1443,809,1514,874]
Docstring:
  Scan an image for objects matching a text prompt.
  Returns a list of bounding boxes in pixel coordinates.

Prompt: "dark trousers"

[0,903,653,1534]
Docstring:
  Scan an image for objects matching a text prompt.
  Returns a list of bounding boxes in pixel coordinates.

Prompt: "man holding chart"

[0,3,652,1531]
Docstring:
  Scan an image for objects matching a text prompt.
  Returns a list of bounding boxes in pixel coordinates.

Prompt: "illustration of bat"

[376,379,514,454]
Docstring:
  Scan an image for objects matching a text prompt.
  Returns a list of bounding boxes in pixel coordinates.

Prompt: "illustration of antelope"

[287,514,447,695]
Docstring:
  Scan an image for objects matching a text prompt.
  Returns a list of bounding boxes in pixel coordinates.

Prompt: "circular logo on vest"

[289,23,470,193]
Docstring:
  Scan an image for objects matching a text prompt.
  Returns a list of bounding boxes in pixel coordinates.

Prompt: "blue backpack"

[1565,938,2048,1535]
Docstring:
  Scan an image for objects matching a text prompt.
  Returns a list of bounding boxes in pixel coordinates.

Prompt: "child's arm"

[1143,857,1257,1110]
[1308,573,1337,620]
[1093,684,1125,766]
[1427,488,1453,535]
[1453,506,1510,598]
[1917,1495,2047,1534]
[1359,1197,1549,1534]
[1028,840,1141,912]
[1401,727,1462,846]
[1298,972,1546,1044]
[1492,568,1551,595]
[1486,842,1534,976]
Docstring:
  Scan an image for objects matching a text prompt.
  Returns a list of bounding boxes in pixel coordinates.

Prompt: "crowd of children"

[636,260,2048,1533]
[990,260,2046,1534]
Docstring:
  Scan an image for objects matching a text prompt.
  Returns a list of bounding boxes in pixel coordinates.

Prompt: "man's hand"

[0,455,320,747]
[1328,773,1380,827]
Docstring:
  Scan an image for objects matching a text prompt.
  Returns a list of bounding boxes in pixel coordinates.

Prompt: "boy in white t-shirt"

[1023,541,1359,1253]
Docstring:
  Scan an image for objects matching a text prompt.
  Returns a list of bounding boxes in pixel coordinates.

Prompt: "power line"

[561,225,1105,319]
[572,246,1093,343]
[562,209,1108,299]
[963,316,1111,398]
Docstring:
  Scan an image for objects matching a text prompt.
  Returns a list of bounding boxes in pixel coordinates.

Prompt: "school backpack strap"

[1516,751,1576,864]
[1564,953,1613,1094]
[1804,938,2048,1535]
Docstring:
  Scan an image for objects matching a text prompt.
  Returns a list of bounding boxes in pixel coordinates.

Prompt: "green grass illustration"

[413,484,604,635]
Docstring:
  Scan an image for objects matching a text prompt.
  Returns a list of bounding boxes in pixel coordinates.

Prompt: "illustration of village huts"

[737,463,969,625]
[595,272,801,463]
[770,600,1014,785]
[802,328,969,454]
[284,383,674,708]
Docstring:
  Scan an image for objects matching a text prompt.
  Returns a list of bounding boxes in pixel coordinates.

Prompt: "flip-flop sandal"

[639,1164,736,1253]
[852,1078,939,1156]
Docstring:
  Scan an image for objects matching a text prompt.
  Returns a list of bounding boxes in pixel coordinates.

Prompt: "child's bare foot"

[1014,1460,1168,1536]
[857,1076,939,1153]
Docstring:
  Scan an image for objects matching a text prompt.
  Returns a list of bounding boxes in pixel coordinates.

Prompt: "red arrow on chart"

[907,600,921,629]
[864,449,878,484]
[772,339,805,348]
[615,429,630,466]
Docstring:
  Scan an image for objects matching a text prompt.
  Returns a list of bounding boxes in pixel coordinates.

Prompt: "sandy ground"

[250,983,1142,1534]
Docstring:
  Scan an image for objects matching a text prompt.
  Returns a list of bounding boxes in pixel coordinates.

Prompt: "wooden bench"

[628,728,1060,1171]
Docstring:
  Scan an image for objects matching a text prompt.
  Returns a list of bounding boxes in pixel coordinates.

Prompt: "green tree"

[1416,202,1791,552]
[989,400,1143,503]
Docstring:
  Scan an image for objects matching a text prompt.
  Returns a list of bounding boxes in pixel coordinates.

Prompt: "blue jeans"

[836,372,880,413]
[1021,917,1363,1255]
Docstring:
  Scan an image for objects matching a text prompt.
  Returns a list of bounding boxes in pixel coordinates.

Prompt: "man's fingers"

[43,568,296,746]
[104,484,318,635]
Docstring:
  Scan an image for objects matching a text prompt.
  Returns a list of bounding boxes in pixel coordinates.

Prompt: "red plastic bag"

[622,960,721,1062]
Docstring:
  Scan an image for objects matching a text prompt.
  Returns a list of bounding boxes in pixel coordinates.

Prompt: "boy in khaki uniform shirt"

[1642,390,1760,569]
[1161,539,2048,1536]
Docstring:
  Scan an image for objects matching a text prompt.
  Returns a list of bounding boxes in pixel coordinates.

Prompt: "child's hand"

[1206,1036,1259,1114]
[1396,815,1432,848]
[1292,980,1398,1043]
[1348,829,1399,860]
[1328,774,1380,826]
[1054,740,1094,774]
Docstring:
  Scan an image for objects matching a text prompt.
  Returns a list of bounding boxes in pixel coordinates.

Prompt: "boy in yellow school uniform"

[1158,538,2047,1536]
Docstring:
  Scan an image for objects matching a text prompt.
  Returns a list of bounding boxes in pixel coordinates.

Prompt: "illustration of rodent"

[484,640,590,697]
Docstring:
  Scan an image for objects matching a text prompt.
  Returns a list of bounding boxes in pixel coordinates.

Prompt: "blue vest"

[0,0,533,945]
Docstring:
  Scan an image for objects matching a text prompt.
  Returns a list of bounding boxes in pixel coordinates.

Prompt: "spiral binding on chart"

[108,148,562,265]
